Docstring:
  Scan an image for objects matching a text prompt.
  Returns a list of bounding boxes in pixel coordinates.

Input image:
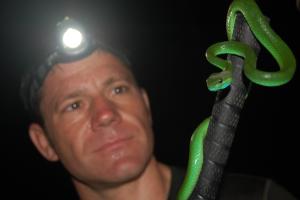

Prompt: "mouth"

[94,136,133,153]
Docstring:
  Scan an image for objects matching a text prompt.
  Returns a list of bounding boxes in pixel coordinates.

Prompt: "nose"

[91,96,121,130]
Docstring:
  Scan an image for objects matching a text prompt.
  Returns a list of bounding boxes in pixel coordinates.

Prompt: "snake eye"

[217,79,223,84]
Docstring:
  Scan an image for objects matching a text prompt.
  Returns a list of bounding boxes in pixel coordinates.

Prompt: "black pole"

[189,13,261,200]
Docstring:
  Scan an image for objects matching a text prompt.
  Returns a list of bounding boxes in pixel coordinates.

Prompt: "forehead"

[40,51,135,99]
[49,50,131,79]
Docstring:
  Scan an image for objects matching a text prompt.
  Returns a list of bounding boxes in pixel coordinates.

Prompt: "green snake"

[177,0,296,199]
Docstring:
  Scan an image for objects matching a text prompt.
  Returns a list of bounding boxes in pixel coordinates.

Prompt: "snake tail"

[177,117,210,200]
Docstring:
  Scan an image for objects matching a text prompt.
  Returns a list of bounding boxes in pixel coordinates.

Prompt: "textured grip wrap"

[189,13,261,200]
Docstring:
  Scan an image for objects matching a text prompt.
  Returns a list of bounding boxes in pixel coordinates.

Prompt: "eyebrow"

[103,75,136,87]
[103,77,117,87]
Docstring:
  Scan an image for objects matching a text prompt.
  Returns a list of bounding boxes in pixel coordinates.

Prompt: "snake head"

[206,70,232,91]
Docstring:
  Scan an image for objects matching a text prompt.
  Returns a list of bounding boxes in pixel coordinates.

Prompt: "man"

[20,18,297,200]
[20,17,186,199]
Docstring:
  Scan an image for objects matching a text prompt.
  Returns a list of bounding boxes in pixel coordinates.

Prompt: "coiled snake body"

[177,0,296,199]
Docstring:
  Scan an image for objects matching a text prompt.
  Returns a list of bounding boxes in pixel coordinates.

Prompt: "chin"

[106,148,153,183]
[77,144,153,186]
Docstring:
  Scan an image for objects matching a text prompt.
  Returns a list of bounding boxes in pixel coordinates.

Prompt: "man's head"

[20,41,132,126]
[20,18,155,188]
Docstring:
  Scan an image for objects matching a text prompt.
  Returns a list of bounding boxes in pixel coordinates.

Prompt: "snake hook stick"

[177,0,296,199]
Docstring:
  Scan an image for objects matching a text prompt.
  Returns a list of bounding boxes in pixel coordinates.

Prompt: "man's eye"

[113,86,128,95]
[65,102,81,112]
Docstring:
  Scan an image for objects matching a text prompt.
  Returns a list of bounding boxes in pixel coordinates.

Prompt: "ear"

[140,88,151,110]
[29,123,59,162]
[140,88,152,123]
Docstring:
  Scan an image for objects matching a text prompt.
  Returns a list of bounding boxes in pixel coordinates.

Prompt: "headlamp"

[55,16,97,62]
[20,16,129,122]
[62,28,83,49]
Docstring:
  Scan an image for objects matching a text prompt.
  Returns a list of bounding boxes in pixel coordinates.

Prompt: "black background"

[1,0,299,199]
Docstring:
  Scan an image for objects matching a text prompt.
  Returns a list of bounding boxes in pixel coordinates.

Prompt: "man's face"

[30,51,154,186]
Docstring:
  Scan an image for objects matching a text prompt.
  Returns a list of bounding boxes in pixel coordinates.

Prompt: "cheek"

[126,96,152,128]
[46,116,91,162]
[125,110,154,155]
[128,99,153,143]
[124,106,152,137]
[52,108,92,139]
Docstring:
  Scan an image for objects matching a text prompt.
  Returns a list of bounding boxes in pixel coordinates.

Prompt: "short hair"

[20,42,132,126]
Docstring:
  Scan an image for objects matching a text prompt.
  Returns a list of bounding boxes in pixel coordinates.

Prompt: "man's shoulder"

[218,173,297,200]
[167,167,297,200]
[168,166,186,200]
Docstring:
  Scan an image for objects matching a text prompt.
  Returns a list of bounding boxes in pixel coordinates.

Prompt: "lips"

[93,136,133,153]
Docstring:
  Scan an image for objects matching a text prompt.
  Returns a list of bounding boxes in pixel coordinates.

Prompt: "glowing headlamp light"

[62,28,83,49]
[31,17,101,88]
[55,17,96,61]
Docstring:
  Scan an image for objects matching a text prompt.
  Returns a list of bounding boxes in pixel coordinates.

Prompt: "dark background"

[1,0,299,199]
